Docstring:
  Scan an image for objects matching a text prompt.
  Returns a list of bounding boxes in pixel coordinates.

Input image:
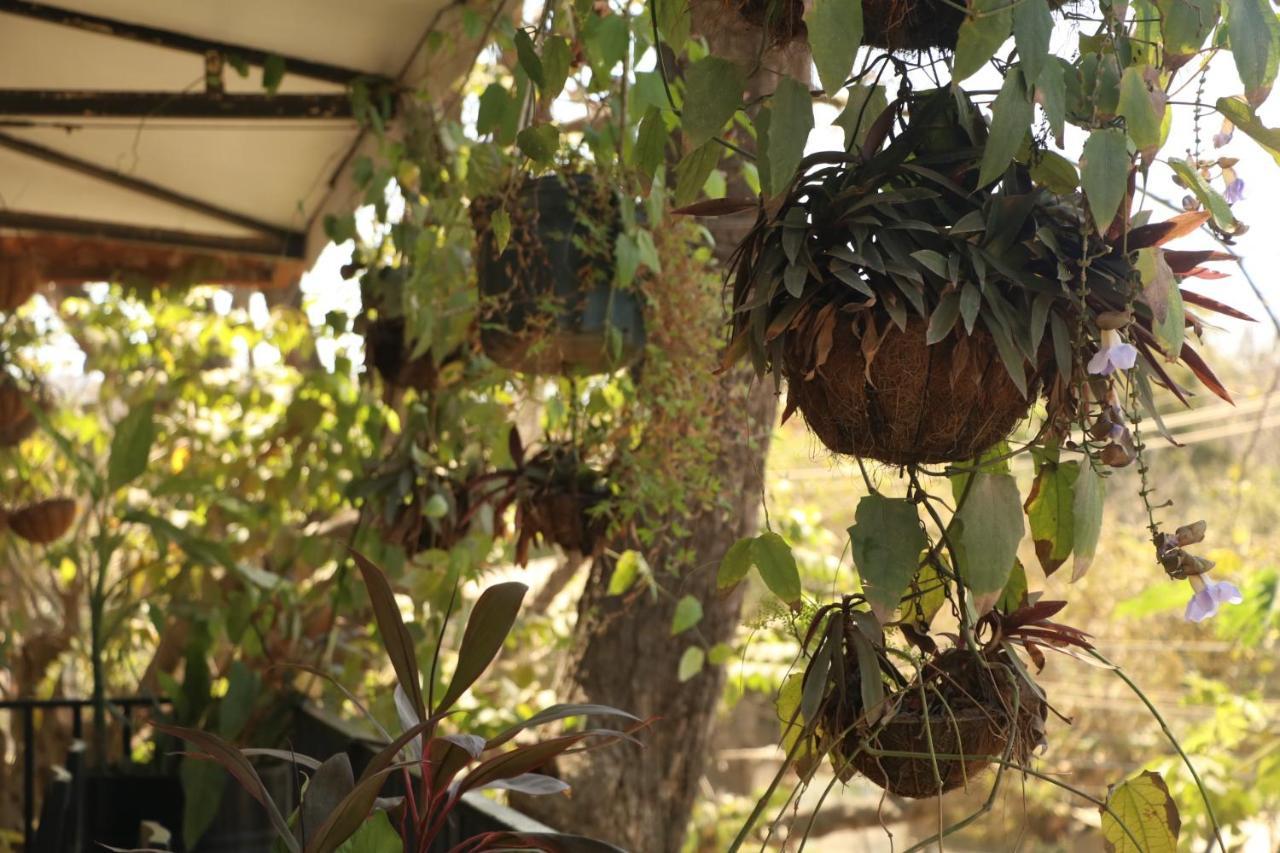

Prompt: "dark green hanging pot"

[471,174,646,376]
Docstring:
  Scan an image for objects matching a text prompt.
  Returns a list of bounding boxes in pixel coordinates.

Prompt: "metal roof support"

[0,0,389,87]
[0,211,305,258]
[0,90,362,119]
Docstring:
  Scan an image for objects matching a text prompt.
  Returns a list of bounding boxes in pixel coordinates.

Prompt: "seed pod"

[9,498,77,544]
[1175,520,1207,547]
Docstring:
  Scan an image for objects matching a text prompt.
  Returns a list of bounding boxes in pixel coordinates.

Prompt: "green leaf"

[717,536,754,589]
[834,84,888,150]
[516,123,560,165]
[954,473,1025,595]
[953,0,1014,82]
[217,661,259,738]
[1080,127,1130,233]
[1136,248,1183,358]
[848,496,926,620]
[491,208,512,254]
[1036,59,1067,142]
[584,13,629,72]
[1101,770,1180,852]
[1168,157,1238,231]
[513,29,545,88]
[435,580,528,714]
[776,673,812,761]
[1024,457,1078,576]
[262,55,285,94]
[658,0,692,54]
[181,756,227,849]
[1013,0,1053,85]
[960,282,982,333]
[1117,65,1164,153]
[980,68,1033,187]
[108,401,156,491]
[1215,96,1280,165]
[750,532,802,605]
[677,646,705,682]
[762,76,814,198]
[1156,0,1220,68]
[476,83,513,137]
[335,812,402,853]
[806,0,864,94]
[707,643,735,665]
[633,108,670,187]
[1029,150,1079,194]
[926,293,961,344]
[681,57,744,147]
[1228,0,1280,105]
[671,595,704,635]
[1071,461,1105,582]
[608,550,647,595]
[997,561,1029,612]
[673,140,721,206]
[351,551,424,720]
[541,35,572,101]
[907,561,948,626]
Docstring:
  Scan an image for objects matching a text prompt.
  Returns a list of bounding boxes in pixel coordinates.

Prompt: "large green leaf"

[681,57,744,147]
[1156,0,1219,68]
[1080,127,1130,233]
[1024,456,1078,576]
[673,140,721,206]
[848,495,926,619]
[108,401,156,491]
[513,28,545,88]
[1216,96,1280,165]
[1228,0,1280,105]
[954,473,1025,595]
[750,532,802,604]
[1071,462,1105,582]
[761,76,814,197]
[979,68,1033,187]
[1137,248,1183,358]
[953,0,1014,82]
[671,595,704,635]
[516,123,559,165]
[678,646,705,682]
[633,107,670,188]
[1117,65,1164,154]
[806,0,864,94]
[1013,0,1053,85]
[1036,58,1067,142]
[1168,157,1237,231]
[1101,770,1180,852]
[541,35,572,101]
[608,549,647,595]
[334,812,401,853]
[435,581,528,713]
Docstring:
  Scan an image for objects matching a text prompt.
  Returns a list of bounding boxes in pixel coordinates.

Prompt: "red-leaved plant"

[156,552,641,853]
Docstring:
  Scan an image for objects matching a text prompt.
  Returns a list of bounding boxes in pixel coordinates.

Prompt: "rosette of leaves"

[721,89,1245,465]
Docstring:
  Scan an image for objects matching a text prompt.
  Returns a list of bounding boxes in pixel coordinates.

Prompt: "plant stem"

[1090,649,1226,851]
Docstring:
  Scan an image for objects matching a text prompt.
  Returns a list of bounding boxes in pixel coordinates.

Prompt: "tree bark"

[518,14,811,852]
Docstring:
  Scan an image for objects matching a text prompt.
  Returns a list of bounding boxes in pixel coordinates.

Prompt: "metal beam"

[0,0,388,87]
[0,211,304,258]
[0,90,359,119]
[0,131,294,239]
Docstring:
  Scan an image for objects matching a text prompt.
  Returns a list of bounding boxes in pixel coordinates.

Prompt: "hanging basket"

[0,378,38,448]
[471,174,646,376]
[828,648,1046,799]
[511,446,612,564]
[8,498,78,544]
[783,315,1038,465]
[0,255,41,313]
[363,316,439,391]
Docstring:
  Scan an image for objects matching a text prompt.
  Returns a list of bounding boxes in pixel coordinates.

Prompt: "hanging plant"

[713,89,1242,465]
[470,174,647,377]
[0,376,39,447]
[509,440,612,566]
[6,497,78,544]
[0,255,40,313]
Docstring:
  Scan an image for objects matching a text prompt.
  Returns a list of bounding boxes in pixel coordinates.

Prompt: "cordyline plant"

[158,552,640,853]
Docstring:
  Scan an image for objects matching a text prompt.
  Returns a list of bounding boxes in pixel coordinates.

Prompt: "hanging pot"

[471,174,646,376]
[9,498,78,544]
[0,378,36,447]
[825,648,1046,798]
[0,254,41,312]
[363,316,440,391]
[782,315,1039,466]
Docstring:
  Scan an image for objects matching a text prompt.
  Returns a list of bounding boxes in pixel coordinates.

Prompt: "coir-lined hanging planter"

[0,255,40,313]
[4,498,78,544]
[471,174,645,376]
[0,377,38,447]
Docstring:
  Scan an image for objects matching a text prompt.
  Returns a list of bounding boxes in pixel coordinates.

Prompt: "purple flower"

[1184,575,1243,623]
[1088,329,1139,376]
[1225,177,1245,204]
[1213,130,1233,148]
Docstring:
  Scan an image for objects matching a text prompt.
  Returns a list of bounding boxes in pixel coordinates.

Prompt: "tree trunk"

[518,14,811,852]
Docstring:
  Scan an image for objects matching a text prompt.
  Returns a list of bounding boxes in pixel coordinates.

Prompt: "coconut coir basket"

[783,315,1037,466]
[828,648,1046,798]
[726,0,1018,51]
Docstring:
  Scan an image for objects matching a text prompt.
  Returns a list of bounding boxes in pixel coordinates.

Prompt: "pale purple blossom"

[1088,329,1139,376]
[1184,574,1243,623]
[1213,130,1233,148]
[1225,177,1245,204]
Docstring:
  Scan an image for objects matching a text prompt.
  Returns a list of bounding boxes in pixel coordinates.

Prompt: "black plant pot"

[472,174,646,376]
[80,771,185,851]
